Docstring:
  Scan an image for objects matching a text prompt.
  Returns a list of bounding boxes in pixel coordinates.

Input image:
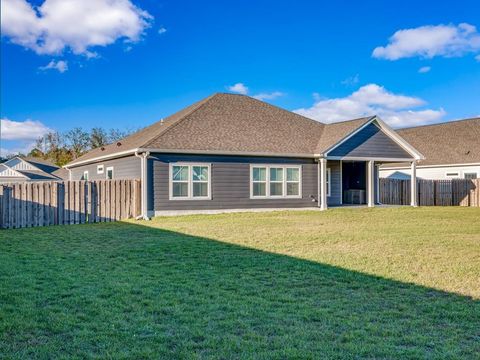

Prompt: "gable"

[4,158,38,171]
[0,164,27,178]
[327,122,413,159]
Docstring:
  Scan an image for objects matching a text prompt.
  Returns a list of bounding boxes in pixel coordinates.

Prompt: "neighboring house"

[64,93,424,218]
[0,156,61,183]
[380,118,480,180]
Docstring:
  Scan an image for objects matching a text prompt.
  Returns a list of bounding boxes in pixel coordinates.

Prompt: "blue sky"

[1,0,480,155]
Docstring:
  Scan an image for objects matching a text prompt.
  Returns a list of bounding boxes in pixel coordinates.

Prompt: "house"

[0,156,61,183]
[64,93,424,218]
[380,118,480,180]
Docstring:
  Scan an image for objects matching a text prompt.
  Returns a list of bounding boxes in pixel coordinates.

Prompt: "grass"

[1,207,479,359]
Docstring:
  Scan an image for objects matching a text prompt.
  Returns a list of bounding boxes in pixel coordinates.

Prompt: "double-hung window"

[251,165,302,198]
[170,163,211,200]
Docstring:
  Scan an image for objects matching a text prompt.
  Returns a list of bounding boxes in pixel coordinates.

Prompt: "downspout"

[135,151,151,220]
[317,159,321,208]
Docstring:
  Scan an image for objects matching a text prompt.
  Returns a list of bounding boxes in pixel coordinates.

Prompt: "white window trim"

[250,164,302,199]
[97,164,104,174]
[169,163,212,200]
[106,166,114,180]
[83,170,89,180]
[326,167,331,197]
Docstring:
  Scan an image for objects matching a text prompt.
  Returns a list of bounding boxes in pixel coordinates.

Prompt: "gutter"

[64,148,317,169]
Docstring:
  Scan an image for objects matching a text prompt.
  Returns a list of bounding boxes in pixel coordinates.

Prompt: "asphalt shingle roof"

[386,118,480,167]
[67,93,375,166]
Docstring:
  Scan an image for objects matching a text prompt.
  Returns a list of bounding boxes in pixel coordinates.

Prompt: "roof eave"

[65,148,318,168]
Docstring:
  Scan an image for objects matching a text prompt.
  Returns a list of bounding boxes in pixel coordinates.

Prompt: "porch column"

[367,160,375,207]
[410,161,418,207]
[320,158,328,210]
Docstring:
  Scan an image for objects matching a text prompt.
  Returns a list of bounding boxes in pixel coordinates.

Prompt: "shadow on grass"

[1,221,479,359]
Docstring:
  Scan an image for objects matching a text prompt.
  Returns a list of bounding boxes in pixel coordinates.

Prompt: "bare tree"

[65,128,89,159]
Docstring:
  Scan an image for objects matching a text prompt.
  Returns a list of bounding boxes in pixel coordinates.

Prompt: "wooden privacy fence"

[380,178,480,207]
[0,180,141,229]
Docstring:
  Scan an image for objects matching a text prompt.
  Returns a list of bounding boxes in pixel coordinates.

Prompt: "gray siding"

[328,123,412,159]
[150,154,343,211]
[70,155,141,181]
[328,161,342,205]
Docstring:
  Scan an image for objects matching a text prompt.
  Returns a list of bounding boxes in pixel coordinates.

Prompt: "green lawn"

[1,207,479,359]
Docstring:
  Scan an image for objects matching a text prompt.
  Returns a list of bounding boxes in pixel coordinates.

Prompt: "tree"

[108,128,130,143]
[90,127,109,149]
[65,128,89,160]
[28,126,134,166]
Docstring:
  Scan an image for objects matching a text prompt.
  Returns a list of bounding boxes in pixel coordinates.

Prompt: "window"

[106,166,114,180]
[250,165,302,199]
[252,167,267,196]
[170,163,211,200]
[97,165,104,174]
[464,172,478,180]
[326,168,331,197]
[445,172,460,178]
[82,171,89,180]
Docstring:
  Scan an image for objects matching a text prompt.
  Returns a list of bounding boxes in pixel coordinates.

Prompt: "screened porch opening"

[342,161,367,204]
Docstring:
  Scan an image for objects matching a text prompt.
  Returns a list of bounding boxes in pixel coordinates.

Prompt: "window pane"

[193,182,208,197]
[270,168,283,181]
[106,170,113,179]
[253,167,266,181]
[172,166,188,181]
[286,168,299,181]
[193,166,208,181]
[287,183,299,196]
[172,182,188,197]
[253,182,266,196]
[270,182,283,196]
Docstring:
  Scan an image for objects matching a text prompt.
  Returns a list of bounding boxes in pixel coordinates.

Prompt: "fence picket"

[0,179,140,230]
[380,178,479,207]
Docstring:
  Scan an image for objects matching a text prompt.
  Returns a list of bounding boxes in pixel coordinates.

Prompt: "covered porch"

[315,116,424,210]
[316,158,418,210]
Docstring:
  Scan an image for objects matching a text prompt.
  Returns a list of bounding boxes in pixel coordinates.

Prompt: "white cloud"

[0,0,153,56]
[252,91,284,101]
[39,59,68,73]
[294,84,446,128]
[341,74,359,86]
[227,83,249,95]
[227,83,285,101]
[418,66,431,73]
[476,54,480,62]
[373,23,480,60]
[0,143,36,157]
[158,27,167,34]
[0,118,52,140]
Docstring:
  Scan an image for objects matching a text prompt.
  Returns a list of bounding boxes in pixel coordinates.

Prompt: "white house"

[0,156,63,182]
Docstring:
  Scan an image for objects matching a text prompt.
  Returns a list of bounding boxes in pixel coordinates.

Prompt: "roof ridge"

[323,115,375,125]
[398,117,480,131]
[143,93,220,147]
[240,94,328,127]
